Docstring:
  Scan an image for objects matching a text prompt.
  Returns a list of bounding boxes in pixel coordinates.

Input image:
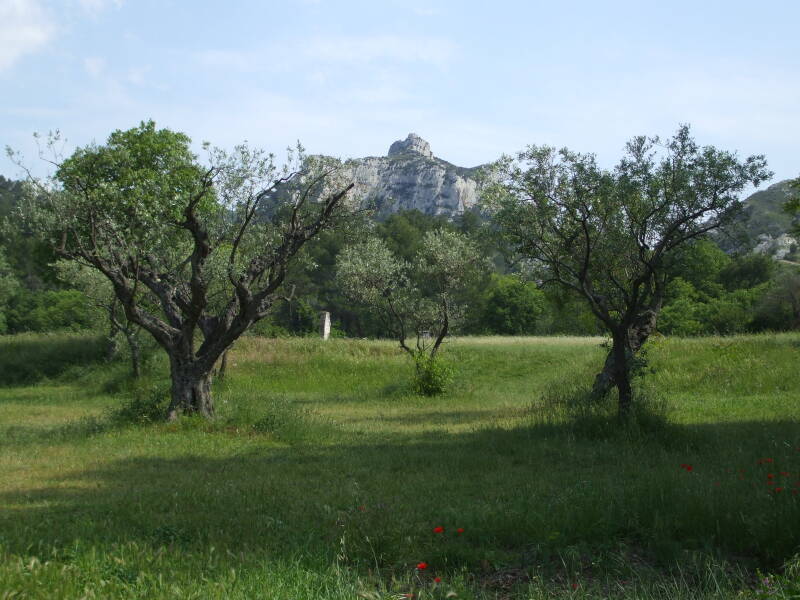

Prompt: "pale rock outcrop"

[344,134,483,218]
[754,233,796,260]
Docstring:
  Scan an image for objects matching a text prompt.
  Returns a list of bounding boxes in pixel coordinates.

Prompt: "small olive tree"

[11,121,355,419]
[486,126,770,417]
[336,229,485,394]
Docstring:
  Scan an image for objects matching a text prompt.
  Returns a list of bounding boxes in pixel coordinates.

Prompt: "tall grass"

[0,331,107,385]
[0,332,798,598]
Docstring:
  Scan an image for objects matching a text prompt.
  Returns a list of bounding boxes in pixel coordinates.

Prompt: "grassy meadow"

[1,332,800,598]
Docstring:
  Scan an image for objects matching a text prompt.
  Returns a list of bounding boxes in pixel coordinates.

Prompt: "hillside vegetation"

[1,333,799,598]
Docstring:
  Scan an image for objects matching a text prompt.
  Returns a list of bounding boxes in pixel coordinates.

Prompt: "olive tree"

[486,126,770,417]
[336,229,485,393]
[11,121,355,419]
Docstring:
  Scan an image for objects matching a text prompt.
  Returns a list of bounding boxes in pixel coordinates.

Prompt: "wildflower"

[767,473,775,480]
[679,464,693,472]
[758,458,774,464]
[434,577,442,583]
[572,583,579,590]
[775,487,784,493]
[417,562,428,570]
[456,528,464,534]
[357,505,366,512]
[433,526,444,534]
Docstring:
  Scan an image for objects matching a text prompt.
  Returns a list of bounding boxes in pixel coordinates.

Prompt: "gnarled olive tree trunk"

[590,303,661,415]
[167,355,215,420]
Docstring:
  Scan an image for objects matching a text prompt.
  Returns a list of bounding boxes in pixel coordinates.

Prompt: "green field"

[1,333,799,599]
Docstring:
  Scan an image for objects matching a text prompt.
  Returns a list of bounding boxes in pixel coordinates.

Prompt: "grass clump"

[109,384,170,425]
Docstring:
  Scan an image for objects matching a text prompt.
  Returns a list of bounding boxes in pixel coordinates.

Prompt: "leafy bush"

[482,273,545,335]
[659,277,769,335]
[6,289,98,333]
[412,352,453,396]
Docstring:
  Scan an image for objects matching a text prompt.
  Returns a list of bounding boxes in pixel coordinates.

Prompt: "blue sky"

[2,0,799,183]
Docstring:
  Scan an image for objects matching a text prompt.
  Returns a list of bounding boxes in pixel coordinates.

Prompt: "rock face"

[387,133,433,159]
[754,233,796,260]
[718,179,799,258]
[345,134,483,218]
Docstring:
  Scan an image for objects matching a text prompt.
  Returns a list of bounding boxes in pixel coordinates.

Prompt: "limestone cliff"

[344,134,484,218]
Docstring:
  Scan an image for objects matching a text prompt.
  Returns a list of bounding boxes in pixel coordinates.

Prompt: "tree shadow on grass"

[1,418,799,574]
[0,415,111,448]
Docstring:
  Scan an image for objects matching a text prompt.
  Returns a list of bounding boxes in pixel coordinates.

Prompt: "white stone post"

[320,311,331,340]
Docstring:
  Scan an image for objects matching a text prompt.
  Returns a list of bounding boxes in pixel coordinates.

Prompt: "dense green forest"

[1,174,798,339]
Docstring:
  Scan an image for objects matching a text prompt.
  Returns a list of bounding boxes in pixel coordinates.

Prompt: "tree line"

[3,175,796,341]
[1,122,798,418]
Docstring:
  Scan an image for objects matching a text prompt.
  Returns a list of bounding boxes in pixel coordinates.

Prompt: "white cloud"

[304,35,456,67]
[0,0,55,71]
[195,49,263,73]
[78,0,124,16]
[411,6,439,17]
[127,65,150,86]
[83,56,106,77]
[195,34,457,75]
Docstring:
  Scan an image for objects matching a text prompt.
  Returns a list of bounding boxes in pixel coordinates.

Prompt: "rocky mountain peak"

[387,133,433,159]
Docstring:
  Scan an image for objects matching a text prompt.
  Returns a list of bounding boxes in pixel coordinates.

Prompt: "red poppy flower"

[758,458,774,464]
[433,526,444,534]
[767,473,775,480]
[775,487,784,493]
[434,577,442,583]
[417,562,428,570]
[572,583,579,590]
[456,528,464,534]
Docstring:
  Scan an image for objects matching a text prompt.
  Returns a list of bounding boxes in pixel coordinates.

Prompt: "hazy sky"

[2,0,799,183]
